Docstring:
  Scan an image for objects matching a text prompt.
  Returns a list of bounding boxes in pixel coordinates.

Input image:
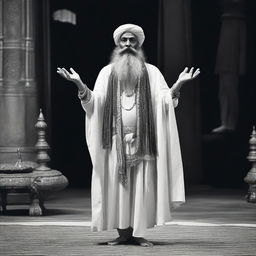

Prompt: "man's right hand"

[57,67,85,91]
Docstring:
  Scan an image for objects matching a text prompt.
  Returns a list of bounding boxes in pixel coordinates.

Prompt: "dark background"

[49,0,256,188]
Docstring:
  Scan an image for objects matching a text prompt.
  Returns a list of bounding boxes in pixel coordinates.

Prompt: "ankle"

[117,227,133,238]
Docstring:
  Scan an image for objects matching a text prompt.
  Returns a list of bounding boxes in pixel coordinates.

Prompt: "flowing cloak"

[80,63,185,235]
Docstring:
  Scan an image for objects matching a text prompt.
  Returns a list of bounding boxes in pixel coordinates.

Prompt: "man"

[57,24,200,247]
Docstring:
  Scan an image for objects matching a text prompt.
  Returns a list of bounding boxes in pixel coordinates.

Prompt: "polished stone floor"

[1,186,256,255]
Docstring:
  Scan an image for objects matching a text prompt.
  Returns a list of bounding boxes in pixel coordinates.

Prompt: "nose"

[125,40,131,47]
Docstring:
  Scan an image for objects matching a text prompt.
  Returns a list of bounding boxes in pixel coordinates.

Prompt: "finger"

[62,67,70,76]
[70,67,76,74]
[62,68,72,79]
[189,67,194,74]
[192,70,200,79]
[57,67,63,74]
[192,72,200,79]
[56,68,65,75]
[57,67,64,73]
[182,67,188,73]
[193,68,200,76]
[194,68,200,75]
[57,68,69,79]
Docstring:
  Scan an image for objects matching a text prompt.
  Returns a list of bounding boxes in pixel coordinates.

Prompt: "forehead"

[120,32,137,39]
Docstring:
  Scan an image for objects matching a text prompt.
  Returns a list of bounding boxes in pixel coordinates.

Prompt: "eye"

[130,38,136,43]
[120,38,127,42]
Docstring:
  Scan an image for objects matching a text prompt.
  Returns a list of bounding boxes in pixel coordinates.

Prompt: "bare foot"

[212,126,235,133]
[107,236,130,246]
[132,237,153,247]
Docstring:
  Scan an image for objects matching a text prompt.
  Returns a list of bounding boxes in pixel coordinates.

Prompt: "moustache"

[119,47,137,55]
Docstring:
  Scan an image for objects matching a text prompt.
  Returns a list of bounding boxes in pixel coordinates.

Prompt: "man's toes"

[132,237,153,247]
[140,241,153,247]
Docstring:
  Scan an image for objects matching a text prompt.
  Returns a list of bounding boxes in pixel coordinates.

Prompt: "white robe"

[80,63,185,237]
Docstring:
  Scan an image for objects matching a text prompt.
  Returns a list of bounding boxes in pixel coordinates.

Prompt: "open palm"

[57,67,81,83]
[178,67,200,83]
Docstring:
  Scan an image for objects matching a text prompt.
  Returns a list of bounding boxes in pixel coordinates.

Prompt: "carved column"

[0,0,38,162]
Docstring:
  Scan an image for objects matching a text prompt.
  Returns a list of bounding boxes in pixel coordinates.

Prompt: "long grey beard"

[110,47,145,84]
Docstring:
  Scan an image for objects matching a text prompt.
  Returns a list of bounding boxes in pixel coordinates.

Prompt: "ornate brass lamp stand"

[244,126,256,203]
[0,110,69,215]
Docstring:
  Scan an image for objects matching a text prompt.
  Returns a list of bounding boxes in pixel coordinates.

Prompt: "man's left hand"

[177,67,200,84]
[171,67,200,97]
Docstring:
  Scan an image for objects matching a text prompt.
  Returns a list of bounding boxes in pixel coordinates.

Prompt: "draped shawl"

[102,65,156,185]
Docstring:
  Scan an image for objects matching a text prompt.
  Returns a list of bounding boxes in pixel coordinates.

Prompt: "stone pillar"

[0,0,38,163]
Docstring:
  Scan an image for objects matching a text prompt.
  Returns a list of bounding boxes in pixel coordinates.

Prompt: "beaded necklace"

[121,91,136,111]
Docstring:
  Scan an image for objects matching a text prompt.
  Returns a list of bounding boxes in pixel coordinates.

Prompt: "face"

[119,32,138,50]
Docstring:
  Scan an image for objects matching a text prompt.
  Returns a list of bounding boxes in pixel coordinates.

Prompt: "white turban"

[113,24,145,47]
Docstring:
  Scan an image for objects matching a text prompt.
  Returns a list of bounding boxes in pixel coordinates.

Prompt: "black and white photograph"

[0,0,256,255]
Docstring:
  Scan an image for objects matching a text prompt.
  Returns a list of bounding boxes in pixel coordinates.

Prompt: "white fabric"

[121,93,137,128]
[80,63,185,237]
[113,24,145,47]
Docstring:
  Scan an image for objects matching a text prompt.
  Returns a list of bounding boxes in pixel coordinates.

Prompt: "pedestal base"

[0,167,68,216]
[245,184,256,203]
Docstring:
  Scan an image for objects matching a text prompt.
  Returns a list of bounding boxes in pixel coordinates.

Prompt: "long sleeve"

[79,88,94,115]
[79,65,112,116]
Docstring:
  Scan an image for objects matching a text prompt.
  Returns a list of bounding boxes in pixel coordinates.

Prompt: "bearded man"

[57,24,200,247]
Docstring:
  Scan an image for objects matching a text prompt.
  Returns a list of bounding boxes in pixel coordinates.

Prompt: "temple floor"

[1,186,256,255]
